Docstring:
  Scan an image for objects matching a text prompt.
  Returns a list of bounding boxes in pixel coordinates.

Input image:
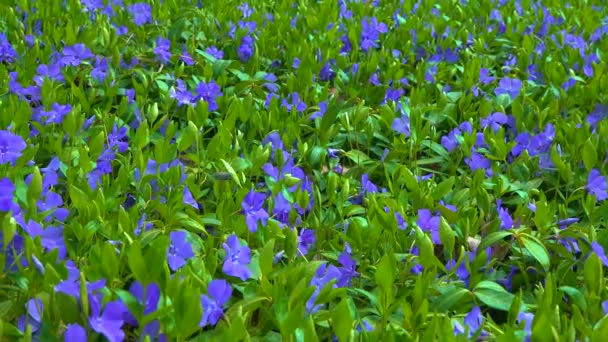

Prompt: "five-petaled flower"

[200,279,232,327]
[167,231,194,271]
[0,130,27,165]
[241,190,269,232]
[495,77,522,99]
[587,169,608,201]
[223,234,252,281]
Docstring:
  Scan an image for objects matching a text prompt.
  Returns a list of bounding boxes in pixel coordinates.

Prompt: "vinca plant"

[1,0,608,341]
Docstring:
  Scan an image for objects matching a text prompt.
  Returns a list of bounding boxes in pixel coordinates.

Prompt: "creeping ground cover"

[3,0,608,340]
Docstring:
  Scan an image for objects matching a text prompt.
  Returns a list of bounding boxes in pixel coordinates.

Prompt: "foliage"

[1,0,608,340]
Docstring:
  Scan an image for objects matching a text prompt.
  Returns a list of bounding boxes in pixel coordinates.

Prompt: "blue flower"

[587,169,608,201]
[495,77,522,99]
[241,190,269,232]
[200,279,232,327]
[167,231,194,271]
[128,3,152,26]
[223,234,252,281]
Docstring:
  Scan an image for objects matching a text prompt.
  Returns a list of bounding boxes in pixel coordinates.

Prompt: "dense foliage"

[2,0,608,340]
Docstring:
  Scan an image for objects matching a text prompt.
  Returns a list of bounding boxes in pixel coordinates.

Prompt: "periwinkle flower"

[361,174,378,194]
[516,311,534,342]
[281,92,307,113]
[0,33,18,63]
[128,3,152,26]
[337,249,359,287]
[392,115,410,137]
[170,79,196,107]
[205,46,224,59]
[307,263,341,313]
[0,178,17,212]
[238,36,254,62]
[60,44,94,67]
[167,231,194,271]
[297,228,315,256]
[64,324,87,341]
[241,190,269,232]
[39,103,72,125]
[89,296,128,342]
[496,200,514,230]
[587,169,608,201]
[466,151,492,177]
[495,77,522,99]
[195,80,222,111]
[222,234,252,281]
[360,17,388,52]
[154,37,171,64]
[17,298,43,336]
[481,112,508,133]
[441,128,462,152]
[591,241,608,267]
[200,279,232,327]
[0,130,27,165]
[417,209,441,244]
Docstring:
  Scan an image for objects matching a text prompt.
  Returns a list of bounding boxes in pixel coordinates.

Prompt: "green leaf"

[128,240,148,284]
[582,138,598,171]
[478,230,514,251]
[345,149,371,165]
[439,217,455,258]
[520,234,550,271]
[332,298,354,342]
[593,315,608,341]
[474,281,515,311]
[177,121,198,152]
[433,287,470,311]
[558,286,587,311]
[219,159,242,187]
[27,167,43,211]
[174,284,202,337]
[432,176,455,200]
[259,239,275,277]
[585,253,603,295]
[375,254,395,306]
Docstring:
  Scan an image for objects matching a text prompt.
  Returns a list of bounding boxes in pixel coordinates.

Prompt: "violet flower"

[195,80,222,111]
[60,44,94,67]
[281,92,307,113]
[0,178,18,212]
[128,3,152,26]
[466,151,492,177]
[481,112,508,133]
[361,173,378,194]
[360,16,388,52]
[200,279,232,327]
[89,295,128,342]
[0,32,18,63]
[154,37,171,64]
[306,263,341,313]
[337,247,359,287]
[223,234,252,281]
[17,298,43,337]
[238,36,254,62]
[64,324,87,341]
[167,231,194,271]
[297,229,315,256]
[241,190,269,232]
[392,115,410,137]
[495,77,522,99]
[417,209,441,244]
[591,241,608,267]
[205,46,224,59]
[587,169,608,201]
[0,130,27,165]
